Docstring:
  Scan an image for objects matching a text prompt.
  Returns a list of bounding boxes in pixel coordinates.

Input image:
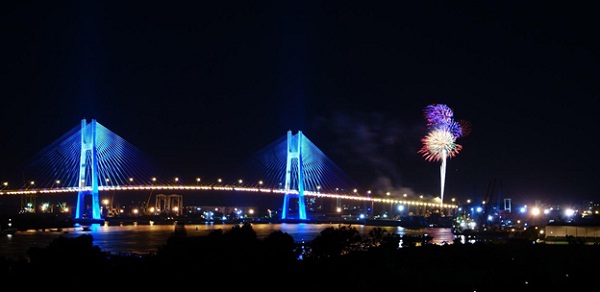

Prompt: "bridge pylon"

[74,119,102,222]
[281,130,307,220]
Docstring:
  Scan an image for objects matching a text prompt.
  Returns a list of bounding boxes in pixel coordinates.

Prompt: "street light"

[451,197,457,216]
[367,190,373,217]
[102,199,110,216]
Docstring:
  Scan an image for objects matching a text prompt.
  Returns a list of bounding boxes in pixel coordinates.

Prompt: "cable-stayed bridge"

[0,119,455,222]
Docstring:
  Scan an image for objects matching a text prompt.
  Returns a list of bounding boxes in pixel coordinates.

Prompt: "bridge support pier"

[281,130,307,220]
[74,119,102,222]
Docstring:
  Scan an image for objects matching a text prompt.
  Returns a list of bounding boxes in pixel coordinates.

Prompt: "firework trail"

[418,104,467,209]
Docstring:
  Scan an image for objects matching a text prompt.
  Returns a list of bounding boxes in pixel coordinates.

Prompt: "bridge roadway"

[0,184,458,211]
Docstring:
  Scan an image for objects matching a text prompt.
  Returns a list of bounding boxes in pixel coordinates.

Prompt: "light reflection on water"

[0,222,456,260]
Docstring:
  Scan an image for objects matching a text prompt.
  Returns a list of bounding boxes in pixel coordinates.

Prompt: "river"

[0,221,457,260]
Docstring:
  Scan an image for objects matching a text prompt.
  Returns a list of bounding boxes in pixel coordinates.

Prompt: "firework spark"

[418,128,463,162]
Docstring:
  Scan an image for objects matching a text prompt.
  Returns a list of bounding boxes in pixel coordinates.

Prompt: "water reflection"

[0,222,456,259]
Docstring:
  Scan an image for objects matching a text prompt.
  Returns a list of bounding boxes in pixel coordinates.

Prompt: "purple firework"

[424,104,453,128]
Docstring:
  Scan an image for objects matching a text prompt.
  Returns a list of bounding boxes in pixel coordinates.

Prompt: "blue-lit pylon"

[74,119,102,221]
[281,130,307,220]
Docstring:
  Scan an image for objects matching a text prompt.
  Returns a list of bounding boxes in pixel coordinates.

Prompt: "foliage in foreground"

[1,223,599,291]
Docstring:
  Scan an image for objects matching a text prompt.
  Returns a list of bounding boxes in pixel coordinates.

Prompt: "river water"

[0,222,456,260]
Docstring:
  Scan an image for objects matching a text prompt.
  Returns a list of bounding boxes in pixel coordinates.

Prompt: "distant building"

[544,214,600,244]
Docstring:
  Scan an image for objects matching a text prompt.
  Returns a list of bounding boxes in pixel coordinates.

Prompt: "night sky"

[1,1,599,207]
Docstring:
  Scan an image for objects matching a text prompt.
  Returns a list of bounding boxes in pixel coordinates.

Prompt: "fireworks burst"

[424,104,454,128]
[419,104,465,161]
[419,103,468,209]
[418,128,463,162]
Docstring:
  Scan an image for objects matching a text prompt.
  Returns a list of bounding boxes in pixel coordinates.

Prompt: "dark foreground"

[0,223,597,291]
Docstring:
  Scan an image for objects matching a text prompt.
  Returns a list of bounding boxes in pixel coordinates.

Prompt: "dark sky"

[1,1,599,207]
